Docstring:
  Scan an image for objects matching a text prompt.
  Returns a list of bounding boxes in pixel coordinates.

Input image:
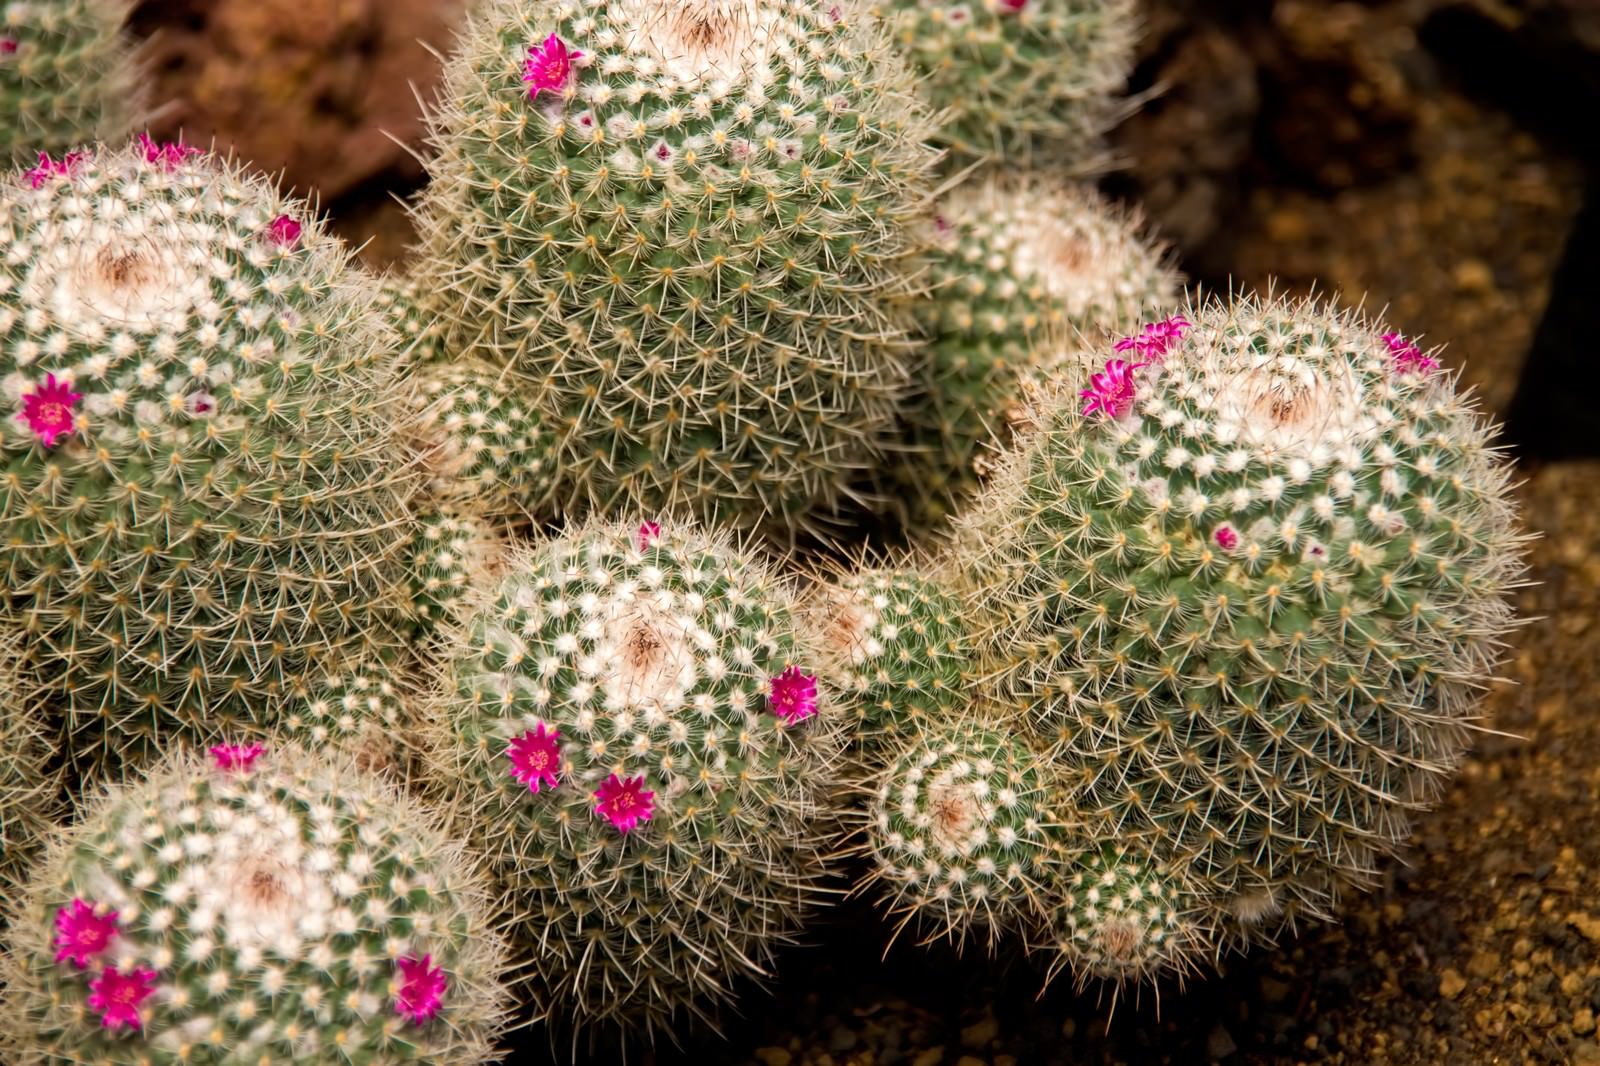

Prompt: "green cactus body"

[0,744,511,1064]
[282,657,414,775]
[0,142,426,768]
[964,295,1524,949]
[863,717,1054,949]
[895,175,1180,530]
[406,510,501,638]
[809,565,970,746]
[376,271,446,367]
[0,630,56,886]
[422,518,844,1039]
[414,358,558,521]
[878,0,1138,164]
[410,0,937,538]
[1,1,139,166]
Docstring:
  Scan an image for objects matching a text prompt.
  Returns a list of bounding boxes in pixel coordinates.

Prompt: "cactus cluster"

[421,518,844,1039]
[0,140,426,768]
[408,0,938,537]
[1,0,140,165]
[0,631,55,887]
[0,744,511,1064]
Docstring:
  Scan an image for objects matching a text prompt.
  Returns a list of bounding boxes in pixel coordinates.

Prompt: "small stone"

[957,1058,987,1066]
[1570,913,1600,944]
[829,1027,859,1053]
[1440,968,1467,999]
[756,1050,793,1066]
[913,1049,946,1066]
[961,1013,998,1049]
[1578,1009,1597,1036]
[1453,258,1493,291]
[1467,951,1502,979]
[1207,1023,1238,1059]
[1574,1042,1600,1066]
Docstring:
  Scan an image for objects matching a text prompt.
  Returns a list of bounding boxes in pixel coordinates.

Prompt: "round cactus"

[421,517,845,1039]
[0,140,427,768]
[807,564,971,747]
[0,743,511,1064]
[1,0,140,166]
[862,716,1056,950]
[0,631,57,887]
[406,510,503,638]
[409,0,938,538]
[892,174,1181,530]
[879,0,1140,164]
[281,656,415,775]
[376,271,447,367]
[957,294,1525,949]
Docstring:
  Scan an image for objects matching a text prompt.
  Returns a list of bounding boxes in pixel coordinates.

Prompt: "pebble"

[755,1050,793,1066]
[1439,968,1467,999]
[912,1048,946,1066]
[960,1014,998,1049]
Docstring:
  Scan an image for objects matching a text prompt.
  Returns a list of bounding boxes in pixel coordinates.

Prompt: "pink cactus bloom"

[137,132,201,170]
[1115,315,1191,363]
[17,373,81,446]
[266,214,303,249]
[637,520,662,550]
[523,34,583,100]
[87,967,156,1031]
[594,772,655,833]
[1382,331,1440,375]
[23,151,86,189]
[1079,358,1145,419]
[1,39,19,56]
[507,723,562,793]
[998,0,1028,10]
[53,899,119,969]
[209,742,266,773]
[394,954,448,1024]
[768,665,819,726]
[1213,525,1239,551]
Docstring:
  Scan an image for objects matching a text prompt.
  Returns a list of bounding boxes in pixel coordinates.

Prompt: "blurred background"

[122,1,1600,1062]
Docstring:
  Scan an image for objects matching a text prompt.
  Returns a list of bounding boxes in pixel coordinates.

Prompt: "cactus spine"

[1,0,140,165]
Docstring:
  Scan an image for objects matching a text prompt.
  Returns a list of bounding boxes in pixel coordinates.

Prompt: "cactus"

[0,0,140,166]
[0,631,57,887]
[893,174,1181,530]
[954,294,1525,954]
[879,0,1139,164]
[861,716,1055,950]
[376,271,446,367]
[807,564,971,747]
[405,510,503,638]
[420,517,844,1040]
[281,655,416,775]
[0,141,427,769]
[408,0,938,538]
[0,743,511,1064]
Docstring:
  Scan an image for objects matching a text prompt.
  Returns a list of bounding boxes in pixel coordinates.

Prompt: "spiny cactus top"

[965,294,1524,950]
[879,0,1139,163]
[1,0,140,166]
[423,517,844,1039]
[410,0,938,538]
[0,140,426,767]
[0,744,511,1064]
[281,655,415,775]
[892,174,1181,530]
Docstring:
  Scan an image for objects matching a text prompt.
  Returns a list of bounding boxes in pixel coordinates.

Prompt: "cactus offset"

[409,0,938,538]
[0,744,511,1064]
[281,655,415,775]
[0,141,427,769]
[1,1,140,166]
[421,518,844,1040]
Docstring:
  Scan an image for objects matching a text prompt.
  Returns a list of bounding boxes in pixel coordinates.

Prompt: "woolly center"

[1197,350,1374,460]
[1096,915,1142,962]
[926,776,980,853]
[822,588,874,665]
[597,594,696,709]
[618,0,780,88]
[36,225,211,335]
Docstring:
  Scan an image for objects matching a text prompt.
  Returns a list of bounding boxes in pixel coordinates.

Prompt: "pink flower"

[507,723,561,793]
[53,899,118,969]
[209,742,266,773]
[23,151,86,189]
[1213,525,1239,551]
[998,0,1028,10]
[87,967,156,1031]
[17,373,81,446]
[1382,331,1440,375]
[1115,315,1191,363]
[768,665,819,726]
[637,520,662,550]
[185,391,216,417]
[523,34,583,100]
[137,132,201,171]
[394,954,448,1024]
[265,214,303,249]
[594,772,655,833]
[829,5,842,21]
[1,39,18,56]
[1079,358,1144,419]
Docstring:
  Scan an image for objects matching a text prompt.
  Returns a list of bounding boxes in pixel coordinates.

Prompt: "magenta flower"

[1382,331,1440,375]
[23,151,86,189]
[17,373,81,446]
[265,214,303,249]
[53,899,118,969]
[137,132,201,170]
[209,742,266,773]
[637,520,662,550]
[523,34,583,100]
[1115,315,1191,363]
[1079,358,1144,419]
[998,0,1028,11]
[594,773,655,833]
[394,954,448,1024]
[507,723,562,793]
[1213,525,1239,551]
[768,665,819,726]
[87,967,156,1031]
[1,39,18,57]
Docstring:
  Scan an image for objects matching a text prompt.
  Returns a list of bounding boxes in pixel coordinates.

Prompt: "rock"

[755,1050,793,1066]
[1574,1042,1600,1066]
[1440,968,1468,999]
[1578,1009,1597,1036]
[1206,1023,1238,1059]
[1466,951,1502,979]
[1569,913,1600,944]
[829,1026,859,1054]
[912,1049,947,1066]
[957,1058,987,1066]
[960,1012,998,1049]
